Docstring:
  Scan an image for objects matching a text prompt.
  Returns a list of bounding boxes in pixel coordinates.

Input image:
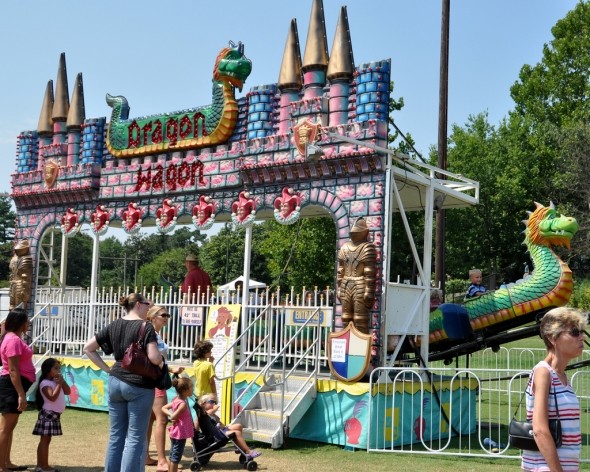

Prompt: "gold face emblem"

[43,159,60,188]
[292,119,321,156]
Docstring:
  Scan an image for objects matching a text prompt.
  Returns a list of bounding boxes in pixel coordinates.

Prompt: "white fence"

[31,285,333,370]
[368,356,590,462]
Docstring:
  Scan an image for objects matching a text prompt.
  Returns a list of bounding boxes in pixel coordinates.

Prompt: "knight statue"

[9,239,33,310]
[337,218,377,334]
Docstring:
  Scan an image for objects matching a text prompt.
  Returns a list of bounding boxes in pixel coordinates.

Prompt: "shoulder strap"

[136,321,147,345]
[551,382,560,418]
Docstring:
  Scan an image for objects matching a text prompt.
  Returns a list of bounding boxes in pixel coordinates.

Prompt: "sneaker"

[247,450,262,461]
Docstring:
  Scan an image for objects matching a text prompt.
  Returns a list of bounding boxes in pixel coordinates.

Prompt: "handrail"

[229,306,323,443]
[214,304,272,380]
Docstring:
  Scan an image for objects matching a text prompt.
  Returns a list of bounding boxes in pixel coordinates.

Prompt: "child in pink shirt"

[32,358,71,472]
[162,377,195,472]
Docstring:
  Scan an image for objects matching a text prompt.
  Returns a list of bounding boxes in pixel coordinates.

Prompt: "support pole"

[240,225,253,366]
[88,233,100,342]
[435,0,450,295]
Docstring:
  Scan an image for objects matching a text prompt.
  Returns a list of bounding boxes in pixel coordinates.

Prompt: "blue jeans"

[105,376,155,472]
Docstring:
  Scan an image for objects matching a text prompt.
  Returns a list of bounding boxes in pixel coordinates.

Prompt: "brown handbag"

[121,321,161,380]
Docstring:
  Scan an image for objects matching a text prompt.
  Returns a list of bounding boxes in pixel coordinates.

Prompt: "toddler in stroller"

[190,394,261,471]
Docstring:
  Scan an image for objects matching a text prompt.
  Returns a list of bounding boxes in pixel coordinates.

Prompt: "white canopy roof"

[217,275,266,291]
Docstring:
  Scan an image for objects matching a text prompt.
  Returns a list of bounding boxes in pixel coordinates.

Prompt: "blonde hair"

[147,305,166,320]
[199,393,217,406]
[540,307,587,351]
[468,269,481,277]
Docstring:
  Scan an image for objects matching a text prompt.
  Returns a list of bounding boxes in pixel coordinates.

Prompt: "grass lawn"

[8,407,530,472]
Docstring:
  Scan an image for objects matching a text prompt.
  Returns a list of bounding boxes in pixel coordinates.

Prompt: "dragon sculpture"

[105,41,252,158]
[428,202,579,352]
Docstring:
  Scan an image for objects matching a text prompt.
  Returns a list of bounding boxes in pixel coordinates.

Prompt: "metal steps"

[234,373,316,449]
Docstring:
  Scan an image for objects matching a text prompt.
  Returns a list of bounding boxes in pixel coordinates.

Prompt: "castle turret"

[35,80,54,171]
[277,19,303,135]
[52,53,70,152]
[66,73,85,166]
[327,6,354,127]
[301,0,328,100]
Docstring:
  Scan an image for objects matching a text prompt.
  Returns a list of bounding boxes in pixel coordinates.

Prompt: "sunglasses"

[205,399,218,405]
[565,328,584,337]
[139,301,151,306]
[158,313,171,319]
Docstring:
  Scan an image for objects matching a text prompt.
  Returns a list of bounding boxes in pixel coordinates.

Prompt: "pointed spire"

[302,0,329,71]
[278,19,303,91]
[67,73,85,129]
[37,80,54,134]
[327,6,355,82]
[52,53,70,121]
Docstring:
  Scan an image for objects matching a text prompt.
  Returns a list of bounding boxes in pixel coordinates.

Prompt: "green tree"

[199,223,269,288]
[0,196,15,243]
[137,247,187,289]
[258,217,336,292]
[66,233,93,286]
[510,1,590,127]
[98,236,126,288]
[444,114,534,284]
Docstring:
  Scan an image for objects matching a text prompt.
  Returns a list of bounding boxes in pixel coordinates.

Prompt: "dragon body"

[105,41,252,158]
[429,202,579,346]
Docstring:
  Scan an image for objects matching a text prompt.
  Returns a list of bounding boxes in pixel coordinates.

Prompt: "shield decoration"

[292,119,321,156]
[43,159,60,188]
[328,323,372,382]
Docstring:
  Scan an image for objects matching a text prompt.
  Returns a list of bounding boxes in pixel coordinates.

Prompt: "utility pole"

[435,0,450,295]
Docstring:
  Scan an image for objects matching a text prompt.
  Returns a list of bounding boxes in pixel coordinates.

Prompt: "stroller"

[190,400,259,471]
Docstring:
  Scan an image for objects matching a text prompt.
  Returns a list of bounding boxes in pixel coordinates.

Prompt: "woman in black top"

[84,293,163,472]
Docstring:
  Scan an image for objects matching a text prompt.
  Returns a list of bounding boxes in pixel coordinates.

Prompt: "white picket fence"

[31,285,333,370]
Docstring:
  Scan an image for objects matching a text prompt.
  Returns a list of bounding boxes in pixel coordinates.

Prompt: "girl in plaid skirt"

[32,358,70,472]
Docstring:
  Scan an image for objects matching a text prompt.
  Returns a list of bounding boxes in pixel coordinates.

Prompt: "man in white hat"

[181,254,212,303]
[336,218,377,334]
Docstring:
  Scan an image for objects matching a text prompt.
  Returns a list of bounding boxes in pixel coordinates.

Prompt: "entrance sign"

[284,307,333,327]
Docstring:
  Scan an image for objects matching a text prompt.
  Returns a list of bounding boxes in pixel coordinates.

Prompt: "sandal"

[145,458,158,466]
[246,450,262,461]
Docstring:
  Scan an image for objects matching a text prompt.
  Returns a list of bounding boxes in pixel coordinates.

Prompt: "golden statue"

[9,239,33,310]
[336,218,377,334]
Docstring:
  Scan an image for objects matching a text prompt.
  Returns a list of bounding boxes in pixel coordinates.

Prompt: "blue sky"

[0,0,579,195]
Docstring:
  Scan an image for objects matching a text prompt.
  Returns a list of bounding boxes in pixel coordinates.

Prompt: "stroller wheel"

[190,461,202,471]
[239,454,247,464]
[246,460,258,471]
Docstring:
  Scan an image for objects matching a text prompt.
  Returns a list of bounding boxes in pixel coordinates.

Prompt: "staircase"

[235,372,317,449]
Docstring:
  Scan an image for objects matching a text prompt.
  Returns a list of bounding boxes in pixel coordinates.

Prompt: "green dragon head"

[213,41,252,92]
[526,201,579,249]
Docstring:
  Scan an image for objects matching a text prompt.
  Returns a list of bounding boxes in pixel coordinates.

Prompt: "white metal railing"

[31,285,333,369]
[368,366,590,462]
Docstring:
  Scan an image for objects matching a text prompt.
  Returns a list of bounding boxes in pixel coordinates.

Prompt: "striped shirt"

[521,361,581,471]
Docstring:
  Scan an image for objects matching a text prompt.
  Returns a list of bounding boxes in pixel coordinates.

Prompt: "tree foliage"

[258,217,336,293]
[510,1,590,127]
[0,196,15,244]
[199,223,269,288]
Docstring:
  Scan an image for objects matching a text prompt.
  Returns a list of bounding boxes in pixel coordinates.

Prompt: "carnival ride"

[398,202,581,364]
